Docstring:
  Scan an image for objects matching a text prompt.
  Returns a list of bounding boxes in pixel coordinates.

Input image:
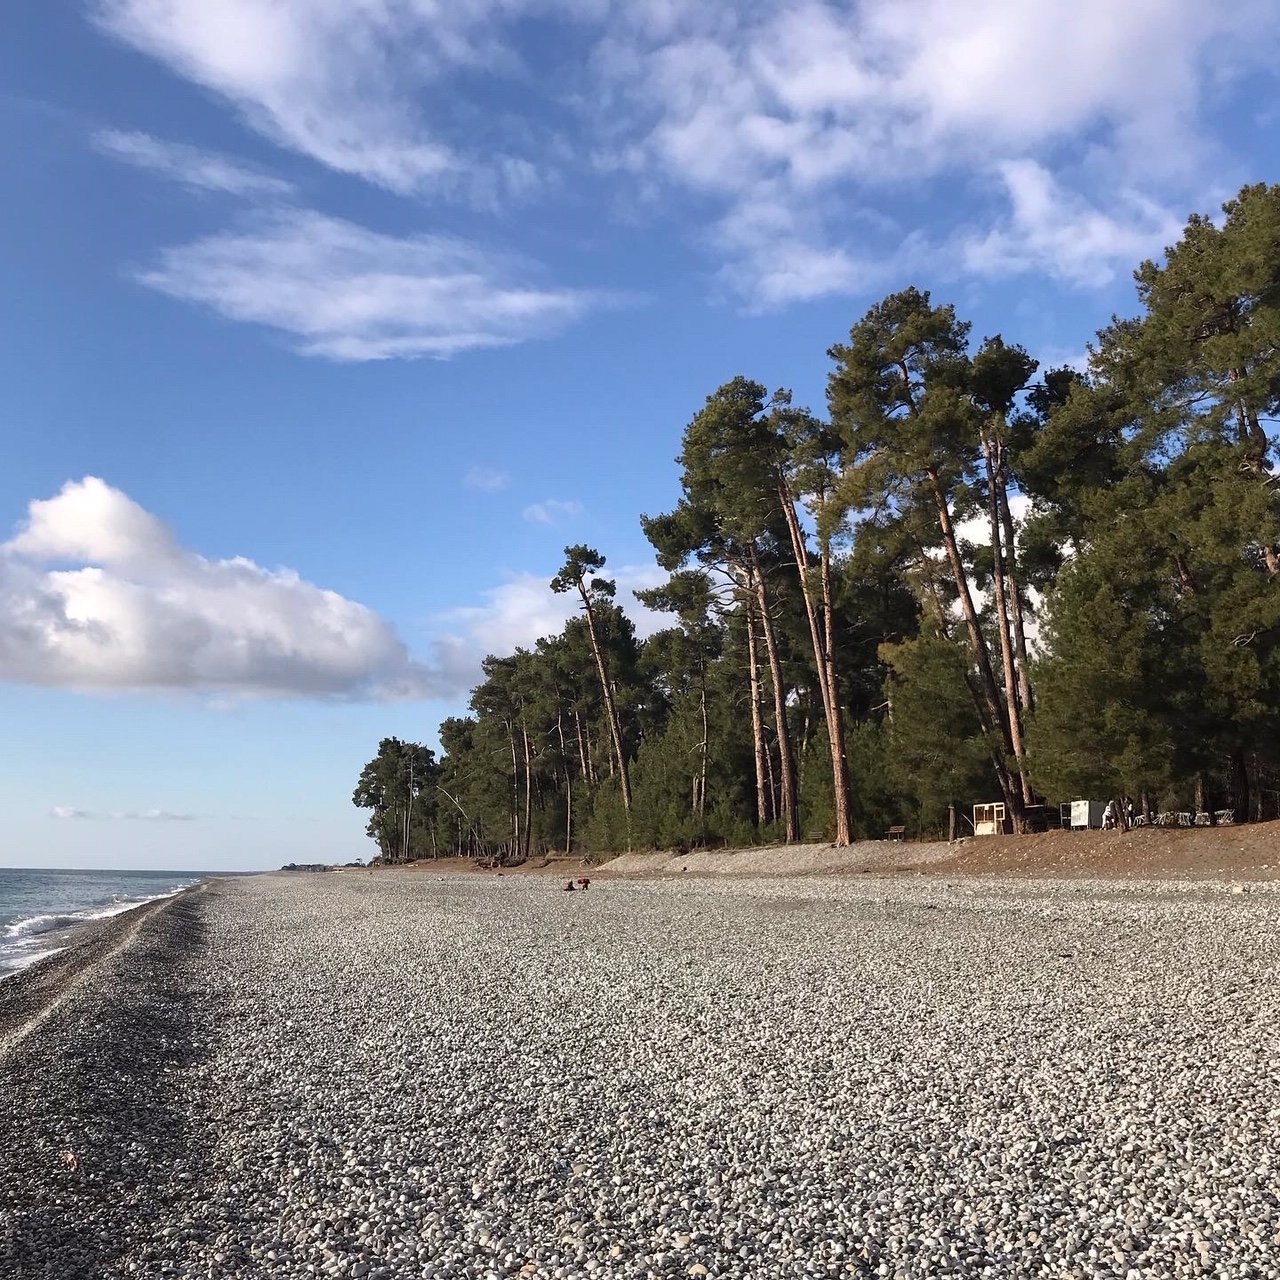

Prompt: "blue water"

[0,867,200,977]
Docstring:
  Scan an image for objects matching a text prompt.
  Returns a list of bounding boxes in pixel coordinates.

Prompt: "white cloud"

[959,161,1182,287]
[588,0,1275,301]
[92,0,549,199]
[50,806,196,820]
[114,809,196,821]
[522,499,584,525]
[136,209,601,360]
[464,466,511,493]
[88,0,1280,305]
[1,477,438,700]
[431,563,667,691]
[93,128,295,197]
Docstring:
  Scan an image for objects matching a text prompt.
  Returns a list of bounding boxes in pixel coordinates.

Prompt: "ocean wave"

[0,882,195,976]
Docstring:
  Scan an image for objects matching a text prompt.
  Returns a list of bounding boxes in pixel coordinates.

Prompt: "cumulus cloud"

[431,563,668,691]
[522,499,584,525]
[50,806,93,820]
[464,466,511,493]
[93,128,295,198]
[136,210,601,360]
[1,477,437,700]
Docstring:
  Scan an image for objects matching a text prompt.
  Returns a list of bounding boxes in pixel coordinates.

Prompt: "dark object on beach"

[576,877,590,890]
[61,1149,80,1176]
[563,880,576,891]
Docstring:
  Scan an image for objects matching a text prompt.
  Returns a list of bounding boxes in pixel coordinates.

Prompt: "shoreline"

[0,879,210,1039]
[0,877,209,985]
[0,880,213,1278]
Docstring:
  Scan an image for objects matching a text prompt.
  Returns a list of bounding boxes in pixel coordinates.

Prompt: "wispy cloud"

[3,477,438,700]
[89,0,1279,309]
[589,0,1273,302]
[959,161,1182,287]
[92,0,541,201]
[50,806,196,820]
[464,466,511,493]
[113,809,196,821]
[522,499,583,525]
[136,210,602,360]
[93,128,295,198]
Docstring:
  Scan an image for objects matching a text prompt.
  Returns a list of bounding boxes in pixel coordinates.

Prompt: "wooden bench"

[886,825,906,843]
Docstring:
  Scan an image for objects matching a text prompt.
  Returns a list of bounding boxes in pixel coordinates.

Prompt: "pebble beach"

[1,870,1278,1279]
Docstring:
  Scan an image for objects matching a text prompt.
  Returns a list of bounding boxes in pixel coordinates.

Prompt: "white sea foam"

[0,882,195,977]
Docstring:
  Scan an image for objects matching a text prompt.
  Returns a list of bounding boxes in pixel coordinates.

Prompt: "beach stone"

[3,871,1280,1280]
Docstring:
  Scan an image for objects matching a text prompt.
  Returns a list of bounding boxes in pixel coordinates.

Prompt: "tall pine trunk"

[777,479,852,845]
[997,483,1035,713]
[577,584,631,813]
[745,598,771,828]
[928,470,1024,830]
[983,443,1034,806]
[750,543,799,842]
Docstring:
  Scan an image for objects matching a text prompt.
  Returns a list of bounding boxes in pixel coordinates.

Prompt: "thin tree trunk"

[777,481,852,844]
[698,679,708,821]
[573,704,589,781]
[750,543,799,842]
[745,601,770,828]
[820,540,854,845]
[521,718,533,860]
[997,482,1035,713]
[984,442,1034,807]
[928,469,1023,830]
[577,584,632,813]
[557,712,573,853]
[508,724,521,861]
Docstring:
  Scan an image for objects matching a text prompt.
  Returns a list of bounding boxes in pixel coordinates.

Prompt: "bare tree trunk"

[983,443,1034,807]
[557,712,573,853]
[521,719,533,860]
[997,483,1035,712]
[508,724,521,860]
[573,704,589,782]
[750,543,799,843]
[820,541,854,845]
[928,470,1024,830]
[777,481,852,845]
[763,726,778,828]
[745,601,770,828]
[578,584,631,812]
[697,680,708,820]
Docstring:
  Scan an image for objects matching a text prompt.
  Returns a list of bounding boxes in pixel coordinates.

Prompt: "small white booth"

[1061,799,1106,830]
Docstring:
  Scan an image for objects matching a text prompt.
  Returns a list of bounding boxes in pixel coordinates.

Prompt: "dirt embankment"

[357,819,1280,882]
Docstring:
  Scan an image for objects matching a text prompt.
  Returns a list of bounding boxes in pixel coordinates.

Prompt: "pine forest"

[354,184,1280,861]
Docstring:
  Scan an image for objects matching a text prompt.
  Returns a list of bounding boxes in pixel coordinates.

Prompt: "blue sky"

[2,0,1277,869]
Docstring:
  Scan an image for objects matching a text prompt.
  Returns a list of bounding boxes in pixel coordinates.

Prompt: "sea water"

[0,867,199,977]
